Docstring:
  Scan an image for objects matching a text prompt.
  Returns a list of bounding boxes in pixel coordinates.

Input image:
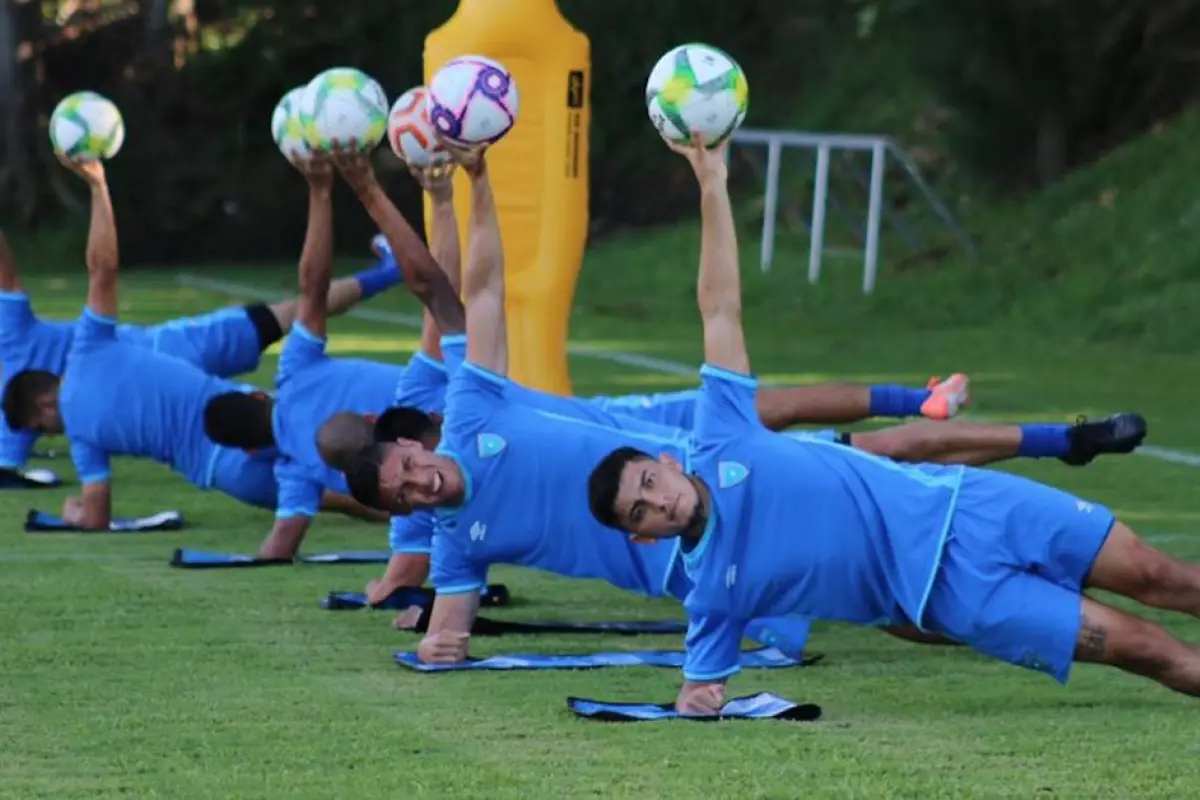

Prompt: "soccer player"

[0,156,385,529]
[202,143,467,559]
[339,141,1148,661]
[586,133,1200,713]
[0,180,403,480]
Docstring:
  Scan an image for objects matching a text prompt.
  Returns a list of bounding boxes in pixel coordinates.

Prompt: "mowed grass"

[3,254,1200,800]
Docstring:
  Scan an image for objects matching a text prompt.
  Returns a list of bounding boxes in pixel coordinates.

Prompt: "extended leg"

[267,236,403,330]
[849,415,1147,467]
[1075,595,1200,697]
[1086,521,1200,619]
[756,374,969,429]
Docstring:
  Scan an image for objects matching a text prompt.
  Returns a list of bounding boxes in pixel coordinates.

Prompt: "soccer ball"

[645,43,749,147]
[49,91,125,161]
[428,55,519,147]
[387,87,448,168]
[271,86,311,164]
[298,67,388,151]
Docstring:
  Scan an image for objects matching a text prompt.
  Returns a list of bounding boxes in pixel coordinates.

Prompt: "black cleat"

[1060,413,1147,466]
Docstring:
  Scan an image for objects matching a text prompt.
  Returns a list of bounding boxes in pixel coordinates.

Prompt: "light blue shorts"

[149,307,263,378]
[923,469,1115,684]
[208,447,279,510]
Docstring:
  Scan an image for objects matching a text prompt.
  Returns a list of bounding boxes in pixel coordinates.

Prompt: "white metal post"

[760,136,782,273]
[863,140,886,294]
[808,143,830,284]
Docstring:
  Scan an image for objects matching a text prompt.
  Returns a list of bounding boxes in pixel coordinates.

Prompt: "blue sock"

[355,261,402,299]
[1017,424,1071,458]
[868,385,930,418]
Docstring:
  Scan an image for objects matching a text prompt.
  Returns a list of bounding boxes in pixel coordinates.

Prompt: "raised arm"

[672,137,748,375]
[334,150,465,336]
[0,230,20,292]
[410,161,462,357]
[452,148,507,375]
[58,157,118,319]
[294,154,335,338]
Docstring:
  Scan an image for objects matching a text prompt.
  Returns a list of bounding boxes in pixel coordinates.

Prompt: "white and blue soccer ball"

[428,55,519,147]
[49,91,125,161]
[271,86,311,163]
[646,43,749,147]
[298,67,388,151]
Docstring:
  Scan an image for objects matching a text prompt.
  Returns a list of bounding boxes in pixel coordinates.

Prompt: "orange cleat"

[921,373,970,420]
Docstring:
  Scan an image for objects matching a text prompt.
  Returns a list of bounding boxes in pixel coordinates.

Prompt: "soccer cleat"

[1060,413,1148,466]
[921,373,970,420]
[369,233,393,260]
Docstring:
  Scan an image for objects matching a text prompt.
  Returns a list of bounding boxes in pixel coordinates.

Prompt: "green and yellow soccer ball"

[49,91,125,161]
[271,86,311,164]
[298,67,388,152]
[645,44,748,147]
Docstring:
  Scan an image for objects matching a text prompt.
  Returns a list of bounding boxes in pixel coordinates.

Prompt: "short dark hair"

[587,446,652,530]
[374,406,437,442]
[203,391,275,449]
[345,443,387,510]
[316,411,375,471]
[2,370,59,431]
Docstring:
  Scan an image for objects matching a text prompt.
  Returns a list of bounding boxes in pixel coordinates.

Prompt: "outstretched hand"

[327,139,378,195]
[294,150,334,192]
[408,160,457,203]
[55,153,107,189]
[435,135,487,178]
[664,131,728,188]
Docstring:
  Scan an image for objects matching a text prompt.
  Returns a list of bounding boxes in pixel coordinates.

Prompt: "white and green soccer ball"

[645,44,749,147]
[271,86,311,164]
[49,91,125,161]
[298,67,388,152]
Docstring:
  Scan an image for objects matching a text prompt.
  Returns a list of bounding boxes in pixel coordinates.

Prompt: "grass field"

[2,245,1200,799]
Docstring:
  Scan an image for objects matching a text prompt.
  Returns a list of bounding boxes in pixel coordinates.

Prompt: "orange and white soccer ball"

[387,86,448,168]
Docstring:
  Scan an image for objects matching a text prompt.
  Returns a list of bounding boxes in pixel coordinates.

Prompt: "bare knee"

[851,423,932,462]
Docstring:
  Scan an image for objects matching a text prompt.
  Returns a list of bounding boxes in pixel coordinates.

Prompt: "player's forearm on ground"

[322,490,389,522]
[427,591,481,635]
[430,198,463,295]
[258,517,311,559]
[382,553,431,591]
[358,186,465,334]
[0,230,21,291]
[80,483,112,530]
[756,384,871,428]
[296,186,334,336]
[84,181,119,317]
[696,176,748,373]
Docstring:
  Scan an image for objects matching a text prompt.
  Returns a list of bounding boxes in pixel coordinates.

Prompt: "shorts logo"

[1076,499,1094,514]
[1017,651,1054,675]
[469,521,487,542]
[725,565,738,588]
[718,461,749,488]
[477,433,506,459]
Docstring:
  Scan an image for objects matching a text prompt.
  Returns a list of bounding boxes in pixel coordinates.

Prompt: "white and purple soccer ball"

[428,55,519,147]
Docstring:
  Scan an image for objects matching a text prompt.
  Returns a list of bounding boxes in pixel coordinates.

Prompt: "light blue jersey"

[0,292,261,468]
[59,309,254,490]
[430,359,690,597]
[679,365,963,682]
[272,323,405,519]
[584,390,698,429]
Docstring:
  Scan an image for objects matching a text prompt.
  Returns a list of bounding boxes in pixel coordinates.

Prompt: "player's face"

[613,454,700,539]
[32,395,63,435]
[378,440,465,512]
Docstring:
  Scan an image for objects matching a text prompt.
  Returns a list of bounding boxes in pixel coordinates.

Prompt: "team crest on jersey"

[718,461,749,488]
[476,433,507,459]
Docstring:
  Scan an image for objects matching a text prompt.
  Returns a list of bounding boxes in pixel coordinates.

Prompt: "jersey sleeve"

[692,364,761,446]
[439,334,467,378]
[273,456,323,519]
[389,511,435,555]
[0,427,35,469]
[68,437,111,485]
[71,308,118,353]
[441,360,506,442]
[682,608,748,683]
[275,323,326,388]
[430,525,488,594]
[393,351,448,411]
[0,292,36,341]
